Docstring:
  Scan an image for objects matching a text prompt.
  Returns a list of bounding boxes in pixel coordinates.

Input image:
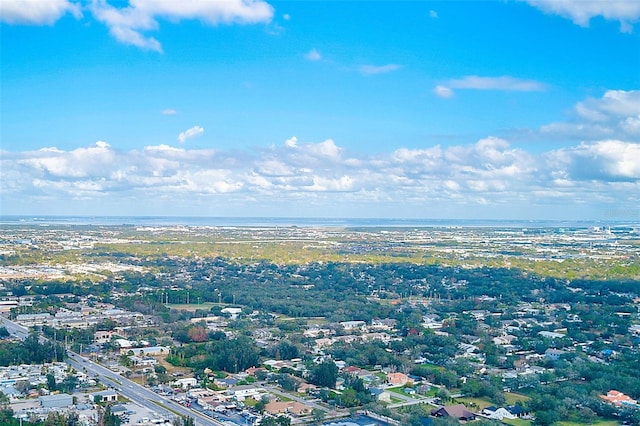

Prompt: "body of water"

[0,215,637,229]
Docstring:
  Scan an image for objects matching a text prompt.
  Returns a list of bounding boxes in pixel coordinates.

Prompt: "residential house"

[387,372,412,386]
[370,388,392,403]
[265,401,312,416]
[544,348,566,361]
[431,404,475,421]
[371,318,397,330]
[340,320,366,331]
[482,406,516,420]
[214,377,239,388]
[505,404,531,419]
[297,382,317,394]
[600,390,639,408]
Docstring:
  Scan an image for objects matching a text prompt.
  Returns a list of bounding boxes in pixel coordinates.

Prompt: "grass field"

[505,392,530,405]
[167,302,216,312]
[455,391,528,410]
[455,396,493,409]
[502,418,531,426]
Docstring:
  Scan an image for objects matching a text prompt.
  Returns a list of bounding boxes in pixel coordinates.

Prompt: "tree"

[261,416,291,426]
[273,341,300,360]
[533,410,558,426]
[59,375,78,393]
[254,399,266,413]
[47,373,57,392]
[187,326,208,342]
[433,417,461,426]
[337,388,360,407]
[44,412,67,426]
[0,327,10,339]
[310,360,338,388]
[173,417,195,426]
[276,373,297,391]
[14,379,30,394]
[98,405,121,426]
[312,408,325,424]
[436,387,450,403]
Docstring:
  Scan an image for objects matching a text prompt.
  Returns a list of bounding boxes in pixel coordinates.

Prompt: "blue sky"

[1,0,639,220]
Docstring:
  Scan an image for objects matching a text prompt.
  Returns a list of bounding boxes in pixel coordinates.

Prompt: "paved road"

[0,316,29,339]
[67,352,227,426]
[1,316,224,426]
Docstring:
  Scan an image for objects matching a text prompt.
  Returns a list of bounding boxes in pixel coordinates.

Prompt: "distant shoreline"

[1,215,638,228]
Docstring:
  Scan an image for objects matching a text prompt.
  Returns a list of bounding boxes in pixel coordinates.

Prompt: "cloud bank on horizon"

[1,0,638,219]
[2,90,639,219]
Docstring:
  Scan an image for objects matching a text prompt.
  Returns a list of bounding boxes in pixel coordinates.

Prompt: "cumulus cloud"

[435,75,546,97]
[305,48,322,61]
[0,0,81,24]
[285,136,298,148]
[17,141,116,179]
[4,134,638,219]
[549,140,640,182]
[540,90,640,142]
[177,126,204,144]
[358,64,401,75]
[521,0,640,33]
[90,0,273,52]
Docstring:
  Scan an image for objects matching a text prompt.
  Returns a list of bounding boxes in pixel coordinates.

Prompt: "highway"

[0,316,224,426]
[0,316,29,339]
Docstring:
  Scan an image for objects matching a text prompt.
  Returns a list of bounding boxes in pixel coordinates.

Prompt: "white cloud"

[308,175,353,192]
[144,144,184,153]
[358,64,401,75]
[429,10,438,18]
[522,0,640,32]
[161,109,177,115]
[540,90,640,142]
[282,13,290,20]
[434,85,454,98]
[0,0,81,24]
[305,48,322,61]
[178,126,204,144]
[305,139,342,158]
[435,75,546,97]
[90,0,274,52]
[549,140,640,181]
[577,90,640,119]
[3,137,638,218]
[285,136,298,148]
[111,25,162,51]
[17,141,115,178]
